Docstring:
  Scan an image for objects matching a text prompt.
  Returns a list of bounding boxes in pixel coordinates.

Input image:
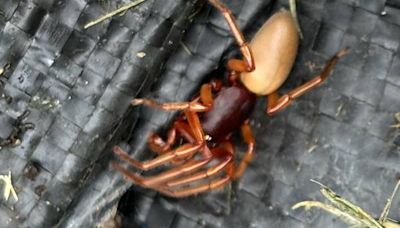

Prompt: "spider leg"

[153,73,221,148]
[266,48,349,115]
[200,84,213,106]
[208,0,254,73]
[147,129,176,154]
[113,107,215,188]
[233,120,255,179]
[146,82,216,161]
[111,157,212,187]
[157,143,235,197]
[165,153,233,187]
[131,98,209,112]
[165,140,235,185]
[113,109,208,171]
[131,82,216,112]
[113,144,202,171]
[158,175,231,198]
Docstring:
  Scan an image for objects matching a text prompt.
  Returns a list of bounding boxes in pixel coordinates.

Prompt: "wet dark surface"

[0,0,400,227]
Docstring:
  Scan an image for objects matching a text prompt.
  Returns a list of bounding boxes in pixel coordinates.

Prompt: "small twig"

[336,103,344,117]
[379,180,400,224]
[395,113,400,122]
[296,180,386,228]
[307,144,317,153]
[180,41,193,56]
[289,0,303,39]
[188,0,206,21]
[84,0,147,29]
[225,182,232,215]
[292,201,364,226]
[310,179,329,189]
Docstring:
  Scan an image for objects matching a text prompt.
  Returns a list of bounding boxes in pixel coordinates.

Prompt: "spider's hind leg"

[266,48,349,115]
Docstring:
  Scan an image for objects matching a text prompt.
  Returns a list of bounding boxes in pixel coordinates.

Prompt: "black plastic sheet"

[0,0,199,227]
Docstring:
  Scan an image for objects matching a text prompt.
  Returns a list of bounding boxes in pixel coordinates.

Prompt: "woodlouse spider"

[112,0,349,197]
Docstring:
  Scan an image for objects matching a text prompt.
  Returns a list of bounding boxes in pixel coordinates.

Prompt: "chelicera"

[112,0,348,197]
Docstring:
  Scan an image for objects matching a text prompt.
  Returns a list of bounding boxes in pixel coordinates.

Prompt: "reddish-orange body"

[201,84,256,142]
[200,10,299,142]
[112,0,348,197]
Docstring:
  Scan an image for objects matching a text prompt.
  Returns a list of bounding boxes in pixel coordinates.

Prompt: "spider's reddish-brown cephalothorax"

[112,0,348,197]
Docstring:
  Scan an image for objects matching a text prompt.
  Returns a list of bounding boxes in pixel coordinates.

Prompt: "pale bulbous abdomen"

[240,10,299,95]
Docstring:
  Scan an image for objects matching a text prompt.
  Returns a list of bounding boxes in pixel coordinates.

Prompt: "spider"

[112,0,348,197]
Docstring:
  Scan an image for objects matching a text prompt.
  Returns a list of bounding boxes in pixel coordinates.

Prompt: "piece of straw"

[289,0,303,39]
[84,0,146,29]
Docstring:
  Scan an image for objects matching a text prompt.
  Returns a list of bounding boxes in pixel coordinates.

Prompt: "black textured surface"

[0,0,198,227]
[0,0,400,227]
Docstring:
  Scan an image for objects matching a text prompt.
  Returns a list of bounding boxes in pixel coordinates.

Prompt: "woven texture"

[1,0,400,227]
[0,0,199,227]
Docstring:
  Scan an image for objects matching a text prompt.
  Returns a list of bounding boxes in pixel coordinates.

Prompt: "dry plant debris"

[84,0,147,29]
[0,63,10,76]
[390,113,400,128]
[0,171,18,201]
[293,180,400,228]
[289,0,303,39]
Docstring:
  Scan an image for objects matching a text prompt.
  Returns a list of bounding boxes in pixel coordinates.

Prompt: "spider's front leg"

[131,81,220,112]
[131,98,209,112]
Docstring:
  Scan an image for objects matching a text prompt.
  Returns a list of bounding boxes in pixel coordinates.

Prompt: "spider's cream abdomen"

[240,10,299,95]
